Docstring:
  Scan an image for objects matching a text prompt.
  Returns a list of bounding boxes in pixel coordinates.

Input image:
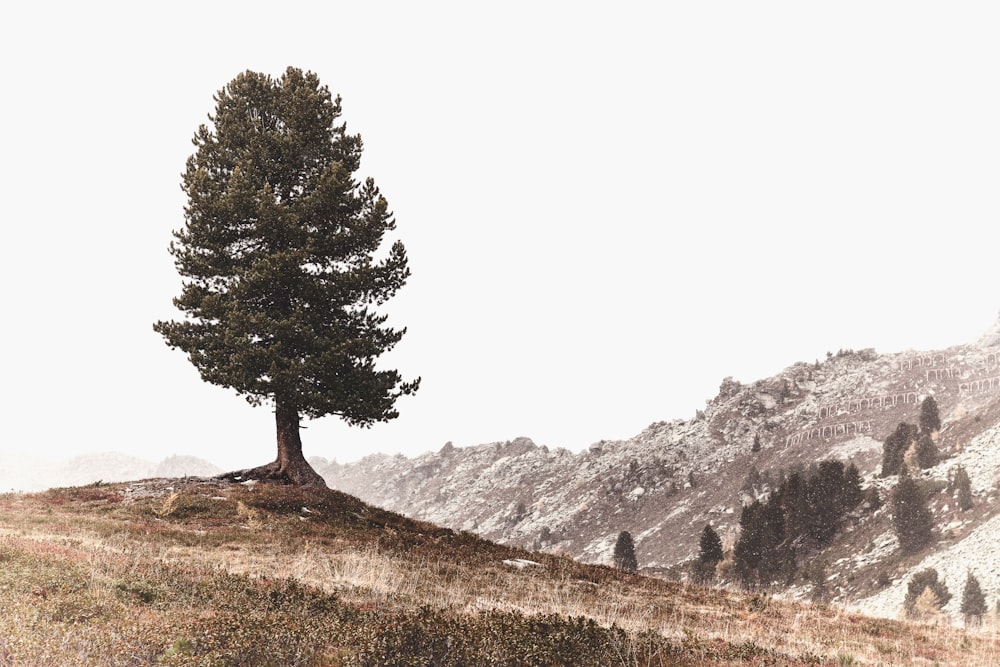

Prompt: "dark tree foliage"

[696,524,724,583]
[751,432,762,453]
[903,568,951,618]
[915,434,939,470]
[154,68,419,487]
[881,422,917,477]
[733,500,764,587]
[779,471,809,540]
[961,571,988,624]
[843,463,864,509]
[733,499,791,588]
[757,500,791,585]
[892,473,934,553]
[733,459,863,589]
[952,465,974,511]
[698,525,724,567]
[919,395,942,435]
[613,531,638,573]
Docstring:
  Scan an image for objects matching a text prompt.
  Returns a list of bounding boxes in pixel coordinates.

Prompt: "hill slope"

[2,478,998,665]
[322,317,1000,620]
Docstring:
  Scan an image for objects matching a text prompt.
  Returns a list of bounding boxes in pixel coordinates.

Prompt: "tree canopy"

[154,67,418,486]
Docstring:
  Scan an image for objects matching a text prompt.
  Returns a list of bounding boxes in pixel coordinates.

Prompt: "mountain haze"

[322,314,1000,620]
[0,453,221,493]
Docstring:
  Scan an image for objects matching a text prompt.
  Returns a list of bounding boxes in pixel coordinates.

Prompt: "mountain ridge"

[321,314,1000,620]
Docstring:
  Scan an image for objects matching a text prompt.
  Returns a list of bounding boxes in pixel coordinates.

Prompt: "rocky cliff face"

[321,319,1000,618]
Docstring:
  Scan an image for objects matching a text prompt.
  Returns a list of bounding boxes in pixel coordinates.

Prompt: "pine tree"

[892,473,934,553]
[751,432,762,453]
[961,571,987,625]
[842,463,863,510]
[779,471,809,540]
[698,524,724,567]
[953,465,974,511]
[733,500,764,587]
[914,434,939,470]
[881,422,917,477]
[758,499,791,585]
[613,531,638,573]
[903,568,951,619]
[154,68,419,486]
[919,395,942,435]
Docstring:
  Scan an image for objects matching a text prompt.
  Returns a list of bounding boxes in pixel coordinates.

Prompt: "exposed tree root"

[218,459,328,488]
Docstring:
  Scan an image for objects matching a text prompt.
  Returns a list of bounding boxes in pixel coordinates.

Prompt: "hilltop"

[321,315,1000,622]
[2,477,999,665]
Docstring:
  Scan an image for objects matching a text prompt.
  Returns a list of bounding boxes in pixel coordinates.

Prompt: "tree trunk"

[219,399,328,488]
[272,400,327,487]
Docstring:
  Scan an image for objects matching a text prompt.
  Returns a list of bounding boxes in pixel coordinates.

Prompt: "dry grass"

[0,479,998,665]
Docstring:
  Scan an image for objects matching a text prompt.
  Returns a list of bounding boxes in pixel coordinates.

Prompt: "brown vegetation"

[0,479,999,665]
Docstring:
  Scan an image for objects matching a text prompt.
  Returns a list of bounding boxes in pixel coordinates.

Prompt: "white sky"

[1,3,998,470]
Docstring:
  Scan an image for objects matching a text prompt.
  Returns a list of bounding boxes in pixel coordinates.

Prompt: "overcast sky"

[2,3,998,471]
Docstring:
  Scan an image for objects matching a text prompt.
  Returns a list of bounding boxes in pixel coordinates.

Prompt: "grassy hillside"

[0,478,997,666]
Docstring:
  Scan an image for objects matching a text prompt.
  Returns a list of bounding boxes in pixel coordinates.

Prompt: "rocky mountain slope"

[322,315,1000,619]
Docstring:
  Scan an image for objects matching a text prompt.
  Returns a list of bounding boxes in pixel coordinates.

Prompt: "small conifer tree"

[961,571,987,625]
[953,465,974,511]
[613,531,638,573]
[698,524,724,581]
[842,463,864,509]
[892,472,934,553]
[919,395,942,435]
[914,434,939,470]
[751,432,762,453]
[733,500,764,587]
[881,422,917,477]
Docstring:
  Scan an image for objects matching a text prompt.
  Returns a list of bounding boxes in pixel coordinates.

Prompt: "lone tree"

[952,465,974,511]
[154,68,419,487]
[613,531,638,573]
[697,524,724,581]
[919,395,941,435]
[961,571,988,625]
[892,472,934,553]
